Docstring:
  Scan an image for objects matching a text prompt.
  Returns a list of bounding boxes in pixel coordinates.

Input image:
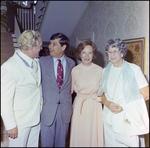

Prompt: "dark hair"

[50,33,69,51]
[105,38,127,58]
[76,40,97,61]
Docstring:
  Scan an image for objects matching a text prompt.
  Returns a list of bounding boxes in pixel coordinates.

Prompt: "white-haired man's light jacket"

[1,50,43,131]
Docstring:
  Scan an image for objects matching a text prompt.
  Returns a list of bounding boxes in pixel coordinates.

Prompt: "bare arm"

[140,86,149,101]
[71,69,75,94]
[101,93,123,114]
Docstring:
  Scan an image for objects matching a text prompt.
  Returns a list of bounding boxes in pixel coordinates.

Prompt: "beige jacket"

[1,50,43,130]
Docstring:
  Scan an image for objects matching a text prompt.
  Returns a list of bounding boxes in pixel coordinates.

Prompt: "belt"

[77,93,98,115]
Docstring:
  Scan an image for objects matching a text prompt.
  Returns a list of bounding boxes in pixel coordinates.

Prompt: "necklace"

[106,65,122,100]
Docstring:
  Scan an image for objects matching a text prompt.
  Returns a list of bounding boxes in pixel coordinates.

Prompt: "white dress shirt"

[53,55,66,79]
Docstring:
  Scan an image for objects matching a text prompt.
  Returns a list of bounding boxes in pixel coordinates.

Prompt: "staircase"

[1,32,15,65]
[1,1,49,66]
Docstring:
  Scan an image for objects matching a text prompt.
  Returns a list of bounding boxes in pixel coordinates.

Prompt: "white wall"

[70,1,149,82]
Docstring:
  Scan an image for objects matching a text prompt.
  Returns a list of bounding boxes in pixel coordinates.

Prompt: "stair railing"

[35,1,49,31]
[11,1,49,33]
[6,1,49,51]
[12,2,37,33]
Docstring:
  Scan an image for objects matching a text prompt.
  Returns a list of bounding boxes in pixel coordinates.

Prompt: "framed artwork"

[123,37,145,74]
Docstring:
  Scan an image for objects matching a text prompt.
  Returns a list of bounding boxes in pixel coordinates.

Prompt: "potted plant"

[1,1,9,31]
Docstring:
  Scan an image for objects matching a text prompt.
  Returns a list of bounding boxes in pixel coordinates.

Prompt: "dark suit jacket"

[39,55,75,126]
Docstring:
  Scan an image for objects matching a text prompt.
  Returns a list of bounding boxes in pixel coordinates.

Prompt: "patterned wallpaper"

[69,1,149,82]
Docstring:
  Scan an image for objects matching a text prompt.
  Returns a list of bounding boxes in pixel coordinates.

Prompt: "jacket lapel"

[60,57,72,89]
[46,56,59,91]
[13,52,37,84]
[37,60,41,86]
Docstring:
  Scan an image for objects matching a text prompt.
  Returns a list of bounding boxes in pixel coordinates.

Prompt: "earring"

[121,54,123,57]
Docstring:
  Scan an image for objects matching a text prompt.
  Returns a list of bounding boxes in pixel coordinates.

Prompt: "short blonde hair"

[18,30,41,51]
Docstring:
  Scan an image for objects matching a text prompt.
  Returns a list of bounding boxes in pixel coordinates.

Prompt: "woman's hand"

[101,93,123,113]
[107,101,123,113]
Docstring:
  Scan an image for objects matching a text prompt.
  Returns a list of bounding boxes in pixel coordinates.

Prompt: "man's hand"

[7,126,18,139]
[107,101,123,114]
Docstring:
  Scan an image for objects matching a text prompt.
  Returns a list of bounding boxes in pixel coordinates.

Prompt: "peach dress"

[70,63,104,147]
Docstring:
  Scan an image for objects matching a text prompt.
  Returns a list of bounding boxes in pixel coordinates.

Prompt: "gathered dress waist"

[77,93,99,115]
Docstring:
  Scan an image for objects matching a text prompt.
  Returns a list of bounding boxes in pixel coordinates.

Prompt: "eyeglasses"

[106,49,120,55]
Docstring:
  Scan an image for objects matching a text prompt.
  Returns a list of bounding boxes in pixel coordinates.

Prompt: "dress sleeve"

[133,65,148,89]
[1,64,17,130]
[71,68,76,94]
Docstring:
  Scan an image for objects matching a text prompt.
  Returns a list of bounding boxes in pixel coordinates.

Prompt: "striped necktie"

[57,59,63,89]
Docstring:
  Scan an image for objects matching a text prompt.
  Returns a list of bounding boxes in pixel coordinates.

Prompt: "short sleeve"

[132,65,148,89]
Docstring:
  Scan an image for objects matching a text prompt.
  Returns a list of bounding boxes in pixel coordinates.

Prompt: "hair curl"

[105,38,127,58]
[76,40,97,61]
[18,30,41,51]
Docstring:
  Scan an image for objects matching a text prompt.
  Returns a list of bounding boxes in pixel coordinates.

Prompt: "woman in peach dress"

[70,40,104,147]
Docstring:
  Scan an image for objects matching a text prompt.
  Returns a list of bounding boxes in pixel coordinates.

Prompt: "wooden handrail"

[9,1,48,33]
[11,1,38,33]
[13,1,37,10]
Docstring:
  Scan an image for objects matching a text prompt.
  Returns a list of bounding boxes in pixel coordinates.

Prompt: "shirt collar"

[17,49,33,67]
[53,55,65,64]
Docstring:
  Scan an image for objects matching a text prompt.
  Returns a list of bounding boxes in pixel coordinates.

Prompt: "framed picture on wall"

[123,37,145,74]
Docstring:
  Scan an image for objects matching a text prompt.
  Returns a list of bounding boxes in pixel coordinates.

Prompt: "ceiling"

[39,1,89,42]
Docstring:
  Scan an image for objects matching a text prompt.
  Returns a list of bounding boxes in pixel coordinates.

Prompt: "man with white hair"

[1,30,43,147]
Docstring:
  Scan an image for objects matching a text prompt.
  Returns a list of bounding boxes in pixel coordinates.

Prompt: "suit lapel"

[13,53,36,84]
[45,56,72,91]
[37,60,41,86]
[61,57,72,89]
[46,56,59,91]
